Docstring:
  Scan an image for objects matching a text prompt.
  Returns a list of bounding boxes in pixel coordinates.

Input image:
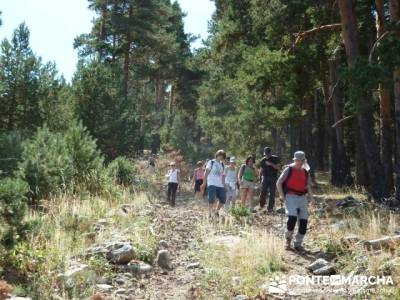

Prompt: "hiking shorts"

[194,179,203,192]
[285,194,309,219]
[207,185,226,204]
[225,182,237,198]
[240,179,256,190]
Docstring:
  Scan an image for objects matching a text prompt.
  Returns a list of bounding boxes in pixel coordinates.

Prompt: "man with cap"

[259,147,281,212]
[276,151,316,251]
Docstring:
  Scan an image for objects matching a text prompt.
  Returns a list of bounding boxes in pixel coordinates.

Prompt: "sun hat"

[293,151,306,161]
[230,156,236,163]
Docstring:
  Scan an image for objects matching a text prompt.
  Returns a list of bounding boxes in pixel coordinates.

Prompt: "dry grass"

[196,218,285,299]
[3,190,156,299]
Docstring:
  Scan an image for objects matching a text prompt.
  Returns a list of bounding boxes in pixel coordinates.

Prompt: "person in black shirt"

[259,147,281,212]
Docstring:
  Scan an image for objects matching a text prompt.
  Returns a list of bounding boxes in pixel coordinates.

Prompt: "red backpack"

[283,166,309,195]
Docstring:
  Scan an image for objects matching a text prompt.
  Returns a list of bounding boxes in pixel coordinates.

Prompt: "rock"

[342,234,362,246]
[206,235,241,248]
[233,296,249,300]
[108,244,135,264]
[159,240,169,249]
[307,258,330,272]
[97,275,112,285]
[187,262,201,269]
[276,207,285,214]
[336,196,361,208]
[123,261,153,276]
[115,288,127,294]
[313,265,336,275]
[57,263,96,288]
[364,235,400,250]
[157,249,172,270]
[86,245,109,257]
[231,276,242,287]
[96,284,113,291]
[330,221,347,230]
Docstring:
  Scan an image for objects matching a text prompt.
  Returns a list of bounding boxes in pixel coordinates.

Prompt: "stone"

[307,258,330,272]
[313,265,336,275]
[363,235,400,250]
[57,263,96,288]
[124,261,153,276]
[276,207,286,214]
[86,245,109,257]
[206,235,241,248]
[186,262,201,269]
[233,296,249,300]
[115,288,127,294]
[108,244,135,264]
[96,284,113,291]
[231,276,242,287]
[342,235,362,246]
[159,240,169,249]
[157,249,172,270]
[336,196,361,208]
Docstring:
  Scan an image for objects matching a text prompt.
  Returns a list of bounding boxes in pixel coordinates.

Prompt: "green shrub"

[0,178,29,248]
[107,156,136,186]
[18,122,109,200]
[0,131,25,177]
[230,206,251,218]
[17,126,75,200]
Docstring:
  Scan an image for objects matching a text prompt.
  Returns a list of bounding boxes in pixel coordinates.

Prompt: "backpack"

[282,166,309,195]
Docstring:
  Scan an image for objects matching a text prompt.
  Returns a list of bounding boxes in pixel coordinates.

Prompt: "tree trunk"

[376,0,394,192]
[338,0,387,200]
[390,0,400,200]
[123,5,133,98]
[329,52,353,186]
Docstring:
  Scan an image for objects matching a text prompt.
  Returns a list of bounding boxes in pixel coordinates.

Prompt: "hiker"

[276,151,316,251]
[148,154,157,174]
[238,155,258,208]
[224,157,238,212]
[259,147,281,213]
[192,161,205,200]
[165,162,180,206]
[201,150,227,218]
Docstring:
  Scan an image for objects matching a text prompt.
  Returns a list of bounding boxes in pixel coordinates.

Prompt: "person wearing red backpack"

[276,151,316,252]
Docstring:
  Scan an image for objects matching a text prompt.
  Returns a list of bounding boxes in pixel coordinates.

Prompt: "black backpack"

[282,166,309,195]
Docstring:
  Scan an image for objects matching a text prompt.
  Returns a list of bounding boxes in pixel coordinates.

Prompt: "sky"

[0,0,215,81]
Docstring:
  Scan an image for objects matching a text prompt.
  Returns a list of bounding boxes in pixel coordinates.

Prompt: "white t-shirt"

[225,168,237,184]
[167,169,179,183]
[206,159,225,188]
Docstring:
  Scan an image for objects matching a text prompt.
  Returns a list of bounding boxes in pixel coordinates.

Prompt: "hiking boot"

[285,238,291,250]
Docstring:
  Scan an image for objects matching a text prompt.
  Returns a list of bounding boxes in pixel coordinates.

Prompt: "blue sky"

[0,0,215,81]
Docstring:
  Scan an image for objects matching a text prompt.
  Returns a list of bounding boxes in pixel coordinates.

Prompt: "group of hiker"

[163,147,316,251]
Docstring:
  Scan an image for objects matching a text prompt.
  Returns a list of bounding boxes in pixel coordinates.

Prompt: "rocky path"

[132,191,207,300]
[96,189,360,300]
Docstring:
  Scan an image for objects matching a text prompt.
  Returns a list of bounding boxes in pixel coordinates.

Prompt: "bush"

[0,178,29,248]
[230,206,251,218]
[17,126,75,200]
[18,122,108,200]
[0,131,25,177]
[107,156,136,186]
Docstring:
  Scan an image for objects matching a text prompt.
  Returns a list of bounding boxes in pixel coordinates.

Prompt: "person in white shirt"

[166,162,180,206]
[201,149,227,218]
[224,157,238,212]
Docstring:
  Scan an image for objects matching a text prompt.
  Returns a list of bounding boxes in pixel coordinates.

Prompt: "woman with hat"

[224,156,238,212]
[165,161,180,206]
[276,151,315,252]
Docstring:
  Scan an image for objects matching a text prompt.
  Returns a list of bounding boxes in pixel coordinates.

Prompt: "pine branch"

[293,23,342,47]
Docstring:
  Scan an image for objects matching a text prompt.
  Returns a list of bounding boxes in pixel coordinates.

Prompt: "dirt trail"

[130,187,356,300]
[133,191,207,300]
